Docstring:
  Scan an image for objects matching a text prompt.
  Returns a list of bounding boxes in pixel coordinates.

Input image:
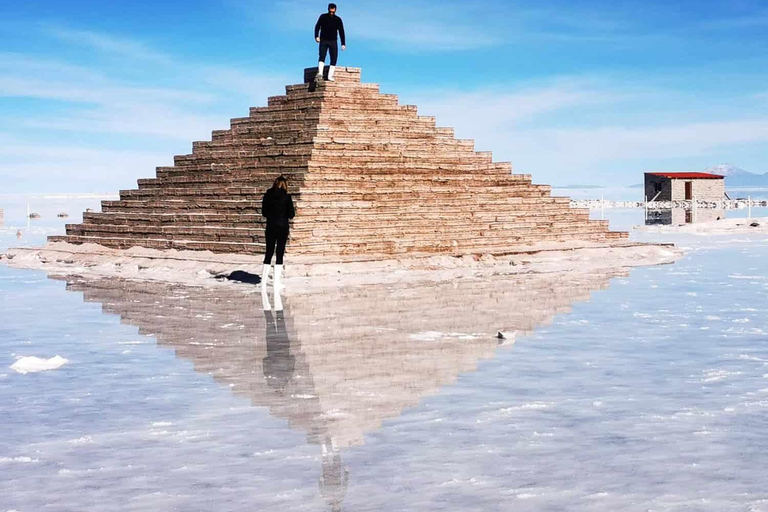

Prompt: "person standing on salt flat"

[261,176,296,291]
[315,3,346,82]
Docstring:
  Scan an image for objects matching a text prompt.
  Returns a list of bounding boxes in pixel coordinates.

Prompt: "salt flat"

[1,207,767,511]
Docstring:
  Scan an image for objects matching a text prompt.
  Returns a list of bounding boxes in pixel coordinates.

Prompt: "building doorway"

[685,181,693,200]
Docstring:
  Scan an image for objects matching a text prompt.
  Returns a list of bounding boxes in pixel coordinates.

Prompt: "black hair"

[272,175,288,191]
[328,3,337,10]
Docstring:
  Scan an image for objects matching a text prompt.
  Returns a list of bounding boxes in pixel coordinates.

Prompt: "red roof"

[646,172,724,179]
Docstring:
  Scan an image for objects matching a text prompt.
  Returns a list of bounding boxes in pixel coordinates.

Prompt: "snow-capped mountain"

[704,164,768,187]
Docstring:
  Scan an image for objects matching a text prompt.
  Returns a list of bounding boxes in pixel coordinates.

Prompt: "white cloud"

[0,75,217,105]
[485,118,768,182]
[0,34,289,140]
[0,136,170,193]
[0,29,291,193]
[199,67,289,101]
[44,25,171,62]
[23,107,226,141]
[264,0,650,51]
[516,119,768,162]
[410,80,768,183]
[410,79,629,133]
[271,0,502,50]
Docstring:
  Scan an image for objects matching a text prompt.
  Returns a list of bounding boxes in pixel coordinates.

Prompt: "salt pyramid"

[52,67,628,263]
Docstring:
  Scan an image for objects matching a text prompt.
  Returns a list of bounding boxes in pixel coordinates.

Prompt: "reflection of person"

[314,3,346,82]
[262,307,295,394]
[319,437,349,512]
[261,176,295,291]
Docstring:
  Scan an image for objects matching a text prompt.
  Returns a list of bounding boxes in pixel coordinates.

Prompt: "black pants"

[319,40,338,66]
[264,225,289,265]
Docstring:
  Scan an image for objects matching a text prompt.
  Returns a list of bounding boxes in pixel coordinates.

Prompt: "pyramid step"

[121,185,550,199]
[175,148,499,165]
[69,218,607,238]
[82,208,590,228]
[292,190,553,205]
[50,232,628,260]
[102,199,263,212]
[175,146,314,163]
[293,230,627,251]
[303,66,362,84]
[300,170,525,182]
[66,221,614,247]
[159,161,514,176]
[291,82,378,95]
[222,125,454,142]
[309,154,497,164]
[189,139,478,155]
[295,221,614,240]
[84,212,264,225]
[317,116,438,127]
[230,112,320,126]
[88,202,586,221]
[254,96,401,113]
[49,235,265,254]
[191,137,315,151]
[291,232,626,256]
[137,173,528,189]
[162,158,509,174]
[310,140,477,151]
[155,166,308,179]
[75,209,600,233]
[297,184,551,195]
[170,155,312,169]
[101,195,573,214]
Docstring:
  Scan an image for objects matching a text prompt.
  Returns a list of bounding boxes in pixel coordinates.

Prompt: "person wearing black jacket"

[261,176,295,290]
[314,3,346,82]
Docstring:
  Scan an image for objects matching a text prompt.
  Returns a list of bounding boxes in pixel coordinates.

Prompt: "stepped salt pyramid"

[51,67,629,262]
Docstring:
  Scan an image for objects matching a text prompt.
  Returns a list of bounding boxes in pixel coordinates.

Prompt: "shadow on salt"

[55,268,627,510]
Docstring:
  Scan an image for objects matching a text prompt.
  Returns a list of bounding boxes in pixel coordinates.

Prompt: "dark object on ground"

[29,213,41,219]
[57,212,69,218]
[496,331,506,340]
[215,270,262,284]
[750,222,760,227]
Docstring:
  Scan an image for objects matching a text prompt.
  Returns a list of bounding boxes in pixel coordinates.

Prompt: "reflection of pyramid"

[61,270,626,448]
[52,67,628,261]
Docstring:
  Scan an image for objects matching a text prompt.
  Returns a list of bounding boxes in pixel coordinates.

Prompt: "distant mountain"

[628,183,644,189]
[704,164,768,187]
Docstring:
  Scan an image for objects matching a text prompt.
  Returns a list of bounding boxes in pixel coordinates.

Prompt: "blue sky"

[1,0,768,193]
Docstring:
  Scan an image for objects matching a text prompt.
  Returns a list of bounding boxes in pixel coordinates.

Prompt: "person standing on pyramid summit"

[315,3,346,82]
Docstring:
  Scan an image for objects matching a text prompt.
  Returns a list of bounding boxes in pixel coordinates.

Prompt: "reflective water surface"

[1,208,768,511]
[646,207,727,226]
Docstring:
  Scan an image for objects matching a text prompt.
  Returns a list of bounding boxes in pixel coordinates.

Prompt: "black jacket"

[315,13,346,45]
[262,188,296,229]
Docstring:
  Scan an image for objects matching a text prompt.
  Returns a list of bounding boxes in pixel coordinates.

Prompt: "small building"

[644,172,725,201]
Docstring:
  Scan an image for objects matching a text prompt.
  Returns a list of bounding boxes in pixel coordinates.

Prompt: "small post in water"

[644,195,648,222]
[693,197,697,223]
[600,194,604,220]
